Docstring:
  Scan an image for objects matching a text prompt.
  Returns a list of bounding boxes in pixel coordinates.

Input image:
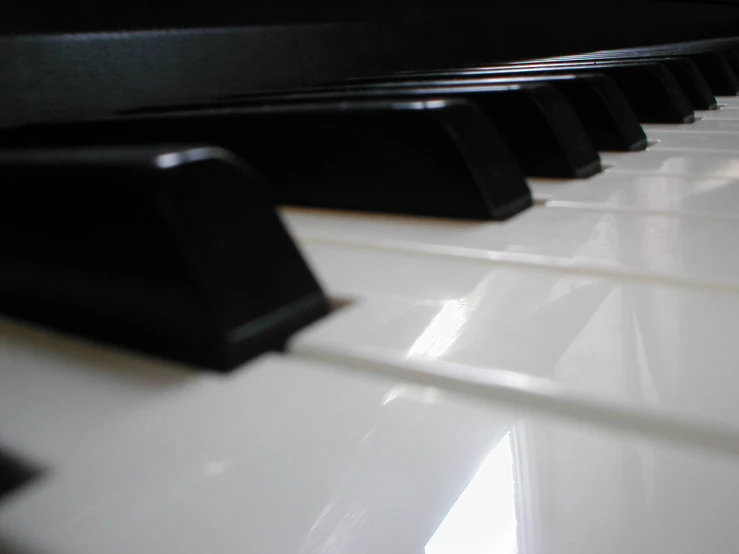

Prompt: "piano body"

[5,1,739,552]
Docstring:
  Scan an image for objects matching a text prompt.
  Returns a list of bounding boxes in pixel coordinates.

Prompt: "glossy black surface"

[2,3,739,129]
[214,84,602,178]
[329,74,647,152]
[0,145,330,370]
[691,52,739,95]
[2,99,533,220]
[399,62,696,124]
[548,43,739,97]
[661,58,718,110]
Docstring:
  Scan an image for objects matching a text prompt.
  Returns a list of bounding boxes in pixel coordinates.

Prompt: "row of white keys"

[530,172,739,216]
[289,239,739,434]
[527,103,739,211]
[286,87,739,406]
[603,111,739,176]
[8,338,739,554]
[283,101,739,453]
[0,316,218,469]
[600,148,739,177]
[5,93,739,554]
[283,206,739,289]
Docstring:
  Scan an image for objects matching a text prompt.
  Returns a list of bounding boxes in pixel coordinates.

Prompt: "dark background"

[1,1,739,127]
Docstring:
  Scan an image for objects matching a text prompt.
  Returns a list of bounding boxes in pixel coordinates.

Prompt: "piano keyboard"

[6,37,739,554]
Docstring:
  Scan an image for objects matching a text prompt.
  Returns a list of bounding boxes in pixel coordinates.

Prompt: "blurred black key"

[691,52,739,95]
[559,63,694,124]
[212,84,601,178]
[4,99,532,220]
[661,59,718,110]
[0,145,330,371]
[548,75,648,150]
[393,62,695,124]
[328,74,646,152]
[721,50,739,83]
[479,55,716,111]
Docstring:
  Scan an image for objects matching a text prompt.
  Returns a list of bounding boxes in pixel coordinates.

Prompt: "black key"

[0,145,330,371]
[210,84,601,178]
[398,62,695,124]
[557,63,695,124]
[497,53,716,110]
[690,52,739,95]
[4,99,532,220]
[328,74,647,152]
[721,50,739,83]
[0,448,37,501]
[510,57,716,111]
[661,59,718,110]
[549,75,649,150]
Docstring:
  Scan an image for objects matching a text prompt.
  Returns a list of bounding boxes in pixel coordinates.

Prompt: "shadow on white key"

[284,206,739,290]
[0,316,207,470]
[8,345,739,554]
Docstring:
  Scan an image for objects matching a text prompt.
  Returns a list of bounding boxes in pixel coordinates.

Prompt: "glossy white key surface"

[284,206,739,289]
[529,173,739,216]
[698,109,739,120]
[644,119,739,132]
[0,317,208,468]
[7,329,739,554]
[0,350,502,554]
[6,72,739,554]
[291,255,739,433]
[649,129,739,152]
[600,149,739,177]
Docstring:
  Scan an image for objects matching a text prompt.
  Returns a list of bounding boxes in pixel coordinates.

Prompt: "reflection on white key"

[0,353,506,554]
[600,149,739,178]
[291,256,739,436]
[9,340,739,554]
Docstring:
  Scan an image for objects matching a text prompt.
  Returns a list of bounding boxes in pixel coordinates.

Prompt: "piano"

[4,2,739,552]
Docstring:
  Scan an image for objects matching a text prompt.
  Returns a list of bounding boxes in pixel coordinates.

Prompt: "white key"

[291,250,739,435]
[648,129,739,152]
[8,330,739,554]
[715,96,739,106]
[284,206,739,289]
[600,149,739,177]
[644,119,739,132]
[0,351,505,554]
[697,108,739,120]
[529,173,739,217]
[0,317,211,468]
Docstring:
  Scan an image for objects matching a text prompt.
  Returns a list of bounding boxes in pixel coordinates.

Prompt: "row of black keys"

[5,39,739,223]
[1,37,738,371]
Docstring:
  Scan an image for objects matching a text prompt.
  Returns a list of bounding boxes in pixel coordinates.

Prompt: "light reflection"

[203,459,234,477]
[425,433,518,554]
[406,270,520,360]
[407,299,471,359]
[382,384,443,406]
